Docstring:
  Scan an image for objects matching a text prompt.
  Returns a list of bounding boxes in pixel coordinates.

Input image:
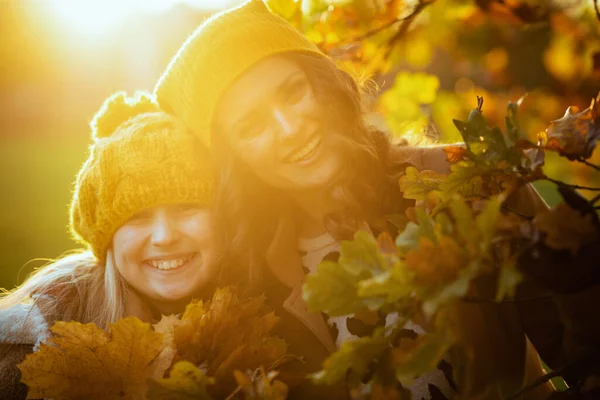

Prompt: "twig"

[505,367,567,400]
[545,177,600,191]
[595,0,600,22]
[345,17,404,43]
[577,157,600,172]
[501,205,534,220]
[224,386,242,400]
[462,294,552,304]
[592,194,600,205]
[382,0,436,61]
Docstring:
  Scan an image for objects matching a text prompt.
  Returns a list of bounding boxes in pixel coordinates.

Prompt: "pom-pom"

[91,91,160,140]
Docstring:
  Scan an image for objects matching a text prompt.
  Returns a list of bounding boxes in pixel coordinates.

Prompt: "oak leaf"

[147,361,214,400]
[543,95,600,160]
[18,317,173,400]
[534,203,598,255]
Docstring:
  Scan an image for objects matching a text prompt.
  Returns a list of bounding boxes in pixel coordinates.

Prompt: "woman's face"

[112,203,218,305]
[216,56,343,193]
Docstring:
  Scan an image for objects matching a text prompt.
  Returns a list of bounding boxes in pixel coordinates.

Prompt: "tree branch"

[595,0,600,22]
[545,177,600,191]
[382,0,436,61]
[577,157,600,172]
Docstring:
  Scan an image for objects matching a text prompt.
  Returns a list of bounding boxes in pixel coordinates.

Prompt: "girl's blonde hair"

[0,250,128,330]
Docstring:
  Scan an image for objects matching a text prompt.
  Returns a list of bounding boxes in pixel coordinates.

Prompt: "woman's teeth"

[288,136,321,163]
[149,255,193,270]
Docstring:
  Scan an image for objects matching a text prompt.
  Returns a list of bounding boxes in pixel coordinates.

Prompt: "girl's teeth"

[149,255,191,270]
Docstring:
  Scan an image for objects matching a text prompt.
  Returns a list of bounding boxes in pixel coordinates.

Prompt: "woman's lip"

[283,135,323,165]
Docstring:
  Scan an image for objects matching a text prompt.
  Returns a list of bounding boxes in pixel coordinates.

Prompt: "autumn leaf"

[405,236,468,288]
[18,317,173,400]
[311,327,389,386]
[543,94,600,160]
[303,260,365,316]
[399,166,445,201]
[358,262,414,305]
[147,361,214,400]
[392,331,452,386]
[534,203,599,255]
[171,288,286,396]
[339,230,392,275]
[234,368,289,400]
[439,161,488,199]
[442,145,469,164]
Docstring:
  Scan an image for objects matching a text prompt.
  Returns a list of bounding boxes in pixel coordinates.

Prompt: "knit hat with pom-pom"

[70,91,212,261]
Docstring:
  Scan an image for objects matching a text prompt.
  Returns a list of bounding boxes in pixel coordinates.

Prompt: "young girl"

[0,92,216,399]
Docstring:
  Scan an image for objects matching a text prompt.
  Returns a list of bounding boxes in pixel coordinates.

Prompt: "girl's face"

[112,203,218,305]
[216,56,343,193]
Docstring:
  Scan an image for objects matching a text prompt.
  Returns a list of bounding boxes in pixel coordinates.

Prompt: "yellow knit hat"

[70,91,213,261]
[154,0,325,146]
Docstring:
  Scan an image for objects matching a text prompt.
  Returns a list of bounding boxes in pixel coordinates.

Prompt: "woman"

[0,91,217,399]
[153,1,566,398]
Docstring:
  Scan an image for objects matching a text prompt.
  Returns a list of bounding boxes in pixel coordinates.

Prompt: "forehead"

[221,56,304,105]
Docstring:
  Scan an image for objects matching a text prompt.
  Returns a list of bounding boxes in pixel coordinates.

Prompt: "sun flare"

[44,0,239,37]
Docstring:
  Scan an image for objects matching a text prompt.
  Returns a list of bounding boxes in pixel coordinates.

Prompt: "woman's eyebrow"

[277,72,305,91]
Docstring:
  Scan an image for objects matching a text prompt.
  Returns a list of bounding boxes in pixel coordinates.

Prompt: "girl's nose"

[150,210,179,247]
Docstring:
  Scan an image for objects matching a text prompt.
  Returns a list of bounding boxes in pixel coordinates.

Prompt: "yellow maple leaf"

[18,317,173,400]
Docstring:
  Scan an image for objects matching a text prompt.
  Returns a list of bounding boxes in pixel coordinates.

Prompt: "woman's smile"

[284,134,323,164]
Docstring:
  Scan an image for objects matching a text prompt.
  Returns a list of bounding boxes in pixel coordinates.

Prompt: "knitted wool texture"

[70,92,212,261]
[154,0,325,145]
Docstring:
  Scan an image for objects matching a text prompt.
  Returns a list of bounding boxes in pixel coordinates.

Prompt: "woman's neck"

[289,188,336,239]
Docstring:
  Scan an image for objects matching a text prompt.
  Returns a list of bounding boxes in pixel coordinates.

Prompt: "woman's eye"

[285,81,308,104]
[238,121,266,140]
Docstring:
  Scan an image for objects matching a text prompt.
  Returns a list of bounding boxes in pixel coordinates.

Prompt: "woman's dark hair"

[212,53,412,294]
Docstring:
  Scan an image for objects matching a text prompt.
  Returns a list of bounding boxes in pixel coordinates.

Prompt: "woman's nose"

[150,211,179,247]
[272,107,299,139]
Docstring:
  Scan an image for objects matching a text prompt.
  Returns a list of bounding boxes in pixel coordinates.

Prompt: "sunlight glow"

[45,0,239,37]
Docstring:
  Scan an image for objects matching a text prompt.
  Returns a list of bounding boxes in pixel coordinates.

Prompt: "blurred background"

[1,0,599,290]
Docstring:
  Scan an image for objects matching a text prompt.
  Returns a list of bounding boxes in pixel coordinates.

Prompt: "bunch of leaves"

[18,287,289,400]
[18,317,174,400]
[303,93,600,397]
[152,287,288,398]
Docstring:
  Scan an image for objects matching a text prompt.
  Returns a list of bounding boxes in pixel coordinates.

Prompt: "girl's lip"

[145,252,199,273]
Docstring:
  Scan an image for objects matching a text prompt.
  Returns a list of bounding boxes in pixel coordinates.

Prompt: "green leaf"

[422,266,472,317]
[505,97,525,147]
[415,207,436,242]
[303,261,365,316]
[147,361,214,400]
[449,197,474,243]
[358,263,413,305]
[393,332,452,386]
[395,222,421,255]
[311,328,389,386]
[495,260,523,302]
[475,197,501,253]
[399,166,445,201]
[439,161,486,199]
[339,231,389,275]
